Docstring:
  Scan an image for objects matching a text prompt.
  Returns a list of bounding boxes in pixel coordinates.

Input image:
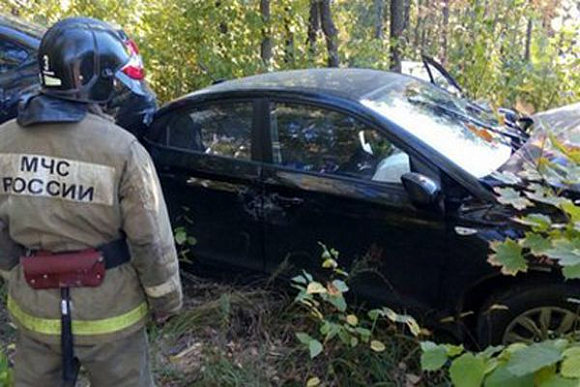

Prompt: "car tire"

[476,283,580,347]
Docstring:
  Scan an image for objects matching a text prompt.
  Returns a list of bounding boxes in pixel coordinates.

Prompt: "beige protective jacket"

[0,113,182,345]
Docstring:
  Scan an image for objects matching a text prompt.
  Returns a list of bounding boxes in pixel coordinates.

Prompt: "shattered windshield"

[361,78,512,178]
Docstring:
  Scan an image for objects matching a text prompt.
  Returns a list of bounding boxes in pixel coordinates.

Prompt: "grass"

[0,273,450,386]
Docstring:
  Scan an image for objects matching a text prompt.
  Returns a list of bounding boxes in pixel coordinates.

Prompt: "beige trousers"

[13,328,155,387]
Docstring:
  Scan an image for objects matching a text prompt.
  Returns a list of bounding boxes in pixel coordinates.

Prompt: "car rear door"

[146,99,264,270]
[260,100,447,311]
[0,36,36,123]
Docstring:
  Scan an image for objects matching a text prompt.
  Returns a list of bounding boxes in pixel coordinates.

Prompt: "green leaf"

[296,332,313,345]
[346,314,358,326]
[516,214,552,232]
[488,239,528,275]
[544,239,580,266]
[420,341,449,371]
[306,282,327,294]
[537,374,580,387]
[522,233,551,255]
[322,258,338,269]
[187,236,197,245]
[291,275,307,285]
[495,187,532,210]
[306,377,320,387]
[506,341,563,376]
[350,336,359,347]
[355,327,371,339]
[175,229,187,245]
[562,264,580,279]
[561,347,580,378]
[484,365,534,387]
[446,344,466,357]
[449,353,486,387]
[479,345,503,359]
[491,171,522,185]
[331,279,349,293]
[561,201,580,223]
[337,329,350,345]
[370,340,386,352]
[368,309,380,321]
[525,184,566,207]
[309,339,323,358]
[327,294,347,312]
[322,322,341,341]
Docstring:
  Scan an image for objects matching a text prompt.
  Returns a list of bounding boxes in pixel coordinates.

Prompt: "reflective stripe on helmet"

[144,274,180,298]
[7,296,148,335]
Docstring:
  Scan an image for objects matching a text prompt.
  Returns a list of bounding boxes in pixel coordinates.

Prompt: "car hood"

[497,103,580,181]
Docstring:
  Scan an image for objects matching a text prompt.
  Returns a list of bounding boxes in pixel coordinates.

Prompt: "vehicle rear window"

[165,103,253,160]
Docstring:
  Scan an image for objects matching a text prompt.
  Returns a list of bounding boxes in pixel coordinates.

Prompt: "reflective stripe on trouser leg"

[7,295,148,335]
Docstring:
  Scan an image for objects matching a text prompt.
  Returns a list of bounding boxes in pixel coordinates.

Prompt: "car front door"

[147,100,264,270]
[261,101,448,312]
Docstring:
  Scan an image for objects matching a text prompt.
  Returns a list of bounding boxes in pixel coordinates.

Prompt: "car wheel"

[476,283,580,346]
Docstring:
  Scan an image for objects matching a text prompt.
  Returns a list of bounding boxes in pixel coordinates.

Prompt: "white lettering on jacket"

[0,154,115,206]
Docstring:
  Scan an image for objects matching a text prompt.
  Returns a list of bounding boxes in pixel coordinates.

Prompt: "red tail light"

[122,61,145,80]
[121,39,145,80]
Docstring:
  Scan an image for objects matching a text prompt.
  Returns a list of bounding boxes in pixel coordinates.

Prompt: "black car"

[0,13,156,136]
[144,68,579,346]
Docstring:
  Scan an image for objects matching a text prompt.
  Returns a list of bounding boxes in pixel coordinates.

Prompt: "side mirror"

[401,172,441,208]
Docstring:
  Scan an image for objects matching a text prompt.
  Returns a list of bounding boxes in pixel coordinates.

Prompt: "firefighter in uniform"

[0,17,182,387]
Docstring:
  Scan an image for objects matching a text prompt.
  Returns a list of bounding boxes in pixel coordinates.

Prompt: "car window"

[166,103,252,160]
[270,103,410,184]
[0,40,30,73]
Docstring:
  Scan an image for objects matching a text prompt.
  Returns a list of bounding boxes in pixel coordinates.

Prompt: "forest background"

[1,0,578,113]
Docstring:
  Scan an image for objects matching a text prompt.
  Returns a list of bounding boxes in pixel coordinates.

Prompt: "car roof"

[0,13,44,40]
[178,68,414,103]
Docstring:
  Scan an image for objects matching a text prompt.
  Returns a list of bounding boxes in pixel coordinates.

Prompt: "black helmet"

[38,17,131,103]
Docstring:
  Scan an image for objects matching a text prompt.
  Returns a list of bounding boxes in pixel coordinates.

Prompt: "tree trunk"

[414,0,423,50]
[403,0,411,31]
[524,17,533,61]
[389,0,405,72]
[420,0,429,51]
[319,0,339,67]
[374,0,385,39]
[284,6,295,65]
[441,0,449,65]
[307,0,321,59]
[260,0,272,66]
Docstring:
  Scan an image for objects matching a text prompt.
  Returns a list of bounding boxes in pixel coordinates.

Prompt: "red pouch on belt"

[20,249,105,290]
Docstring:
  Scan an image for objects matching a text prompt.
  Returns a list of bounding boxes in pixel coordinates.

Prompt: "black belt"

[98,238,131,269]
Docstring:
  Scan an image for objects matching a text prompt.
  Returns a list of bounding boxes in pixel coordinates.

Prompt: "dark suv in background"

[0,13,157,137]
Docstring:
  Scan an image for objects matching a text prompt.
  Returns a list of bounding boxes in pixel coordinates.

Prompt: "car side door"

[261,101,448,312]
[146,99,264,270]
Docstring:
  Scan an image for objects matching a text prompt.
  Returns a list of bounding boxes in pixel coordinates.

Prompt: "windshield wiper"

[409,97,528,152]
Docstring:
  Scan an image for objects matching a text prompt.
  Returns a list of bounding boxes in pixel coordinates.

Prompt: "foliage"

[174,226,197,264]
[1,0,578,110]
[421,338,580,387]
[0,348,12,387]
[291,243,424,384]
[491,132,580,279]
[420,121,580,385]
